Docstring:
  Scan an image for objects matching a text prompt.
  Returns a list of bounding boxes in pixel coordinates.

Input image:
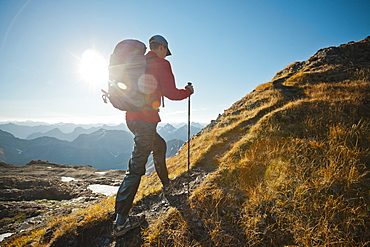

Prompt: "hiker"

[113,35,194,237]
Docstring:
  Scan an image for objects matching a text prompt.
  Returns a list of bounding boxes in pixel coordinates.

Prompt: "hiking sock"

[115,213,128,225]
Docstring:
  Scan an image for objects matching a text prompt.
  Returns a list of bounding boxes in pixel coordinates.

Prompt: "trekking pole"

[187,82,192,195]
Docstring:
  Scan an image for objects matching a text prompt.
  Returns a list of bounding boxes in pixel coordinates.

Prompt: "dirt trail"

[51,167,211,247]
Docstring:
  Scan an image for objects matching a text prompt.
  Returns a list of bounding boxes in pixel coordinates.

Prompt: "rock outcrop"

[0,160,125,237]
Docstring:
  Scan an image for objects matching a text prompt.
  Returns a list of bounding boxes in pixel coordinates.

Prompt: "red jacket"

[126,51,192,123]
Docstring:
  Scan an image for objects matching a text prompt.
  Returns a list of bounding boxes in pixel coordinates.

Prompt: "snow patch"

[16,149,23,154]
[88,184,119,196]
[0,232,14,241]
[95,171,107,175]
[61,176,76,182]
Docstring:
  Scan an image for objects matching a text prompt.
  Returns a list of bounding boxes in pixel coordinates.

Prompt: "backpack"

[101,39,158,112]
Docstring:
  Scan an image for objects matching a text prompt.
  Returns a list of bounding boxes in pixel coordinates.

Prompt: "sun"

[79,49,108,89]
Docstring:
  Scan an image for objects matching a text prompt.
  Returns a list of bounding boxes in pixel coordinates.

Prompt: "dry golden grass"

[5,228,48,247]
[141,68,368,245]
[149,74,370,246]
[255,81,273,91]
[192,77,369,246]
[4,195,116,247]
[237,128,369,245]
[144,207,197,246]
[283,71,310,86]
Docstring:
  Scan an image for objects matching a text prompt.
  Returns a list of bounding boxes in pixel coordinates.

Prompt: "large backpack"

[102,39,157,112]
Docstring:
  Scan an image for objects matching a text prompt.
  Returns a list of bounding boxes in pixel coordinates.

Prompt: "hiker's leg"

[115,121,157,217]
[152,132,169,186]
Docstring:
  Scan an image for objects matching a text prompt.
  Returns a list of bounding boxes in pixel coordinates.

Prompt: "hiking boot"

[113,214,145,237]
[162,179,175,195]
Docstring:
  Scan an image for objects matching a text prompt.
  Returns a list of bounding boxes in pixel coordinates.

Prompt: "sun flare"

[79,49,108,89]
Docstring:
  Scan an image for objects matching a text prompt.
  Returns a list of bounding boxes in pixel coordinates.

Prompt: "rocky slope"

[0,161,125,239]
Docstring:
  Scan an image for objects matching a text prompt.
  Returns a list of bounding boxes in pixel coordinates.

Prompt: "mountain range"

[0,122,203,142]
[0,123,203,170]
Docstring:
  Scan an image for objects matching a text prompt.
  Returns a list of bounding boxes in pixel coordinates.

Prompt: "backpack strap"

[146,55,165,108]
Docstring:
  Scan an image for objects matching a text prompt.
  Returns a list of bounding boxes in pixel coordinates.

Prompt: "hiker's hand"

[185,84,194,94]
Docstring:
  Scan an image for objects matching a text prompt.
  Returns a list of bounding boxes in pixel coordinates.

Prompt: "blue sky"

[0,0,369,125]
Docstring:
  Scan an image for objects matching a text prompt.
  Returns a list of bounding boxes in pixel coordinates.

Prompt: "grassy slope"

[5,37,370,246]
[146,37,370,246]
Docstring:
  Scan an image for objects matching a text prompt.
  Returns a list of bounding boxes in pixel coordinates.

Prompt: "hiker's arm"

[160,61,192,100]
